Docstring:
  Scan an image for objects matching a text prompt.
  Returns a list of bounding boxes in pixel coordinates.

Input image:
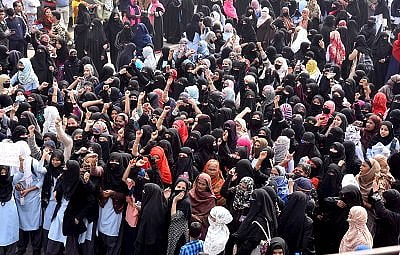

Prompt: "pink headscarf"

[223,0,238,20]
[339,206,373,252]
[237,136,252,155]
[149,0,165,25]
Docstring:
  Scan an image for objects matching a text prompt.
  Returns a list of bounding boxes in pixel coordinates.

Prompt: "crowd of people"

[0,0,399,254]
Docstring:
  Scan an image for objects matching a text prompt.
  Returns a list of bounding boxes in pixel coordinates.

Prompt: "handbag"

[250,219,271,255]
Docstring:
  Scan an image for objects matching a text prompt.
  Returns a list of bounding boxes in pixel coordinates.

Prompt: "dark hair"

[5,8,14,16]
[13,1,23,8]
[189,222,202,238]
[52,11,61,20]
[0,8,4,13]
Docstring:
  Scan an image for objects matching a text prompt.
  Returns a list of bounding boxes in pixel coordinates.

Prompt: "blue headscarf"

[16,58,39,88]
[133,23,153,50]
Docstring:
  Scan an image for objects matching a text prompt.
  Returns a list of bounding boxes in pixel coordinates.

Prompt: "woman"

[125,0,141,26]
[360,114,381,152]
[372,32,391,89]
[278,191,315,255]
[42,150,64,252]
[0,165,19,254]
[223,0,238,21]
[148,0,164,51]
[256,7,275,49]
[233,188,278,255]
[142,46,157,70]
[54,38,69,81]
[203,206,233,255]
[167,178,191,255]
[163,0,182,44]
[135,183,168,255]
[46,160,95,254]
[367,121,400,158]
[104,10,124,66]
[86,19,108,77]
[349,35,373,78]
[150,146,173,186]
[203,159,225,206]
[98,153,128,254]
[188,173,216,239]
[37,7,54,32]
[356,158,380,204]
[74,4,91,59]
[10,58,39,91]
[221,176,254,255]
[186,14,202,52]
[267,237,289,255]
[339,206,373,252]
[326,30,346,66]
[133,23,153,51]
[30,45,55,84]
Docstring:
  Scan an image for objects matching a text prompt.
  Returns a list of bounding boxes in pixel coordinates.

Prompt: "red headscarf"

[173,119,188,143]
[188,173,216,215]
[392,33,400,62]
[150,146,172,184]
[328,31,346,65]
[372,92,387,118]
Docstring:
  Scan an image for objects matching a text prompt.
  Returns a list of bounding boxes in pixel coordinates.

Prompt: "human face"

[270,167,280,176]
[175,181,187,191]
[332,115,342,127]
[0,168,7,175]
[14,2,23,13]
[206,162,218,178]
[55,41,62,49]
[196,178,208,192]
[360,161,371,175]
[45,8,52,17]
[111,110,118,121]
[302,9,309,18]
[380,124,389,137]
[115,116,125,128]
[365,119,376,131]
[293,166,306,177]
[0,12,5,21]
[273,249,284,255]
[83,67,91,77]
[17,62,25,70]
[51,157,62,168]
[67,118,78,127]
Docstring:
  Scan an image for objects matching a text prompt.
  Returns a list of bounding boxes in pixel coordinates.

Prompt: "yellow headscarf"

[306,59,319,76]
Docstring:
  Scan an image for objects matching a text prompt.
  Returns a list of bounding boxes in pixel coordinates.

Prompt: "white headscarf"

[257,7,271,28]
[204,206,233,255]
[341,174,360,190]
[43,106,60,135]
[142,46,157,71]
[291,27,310,53]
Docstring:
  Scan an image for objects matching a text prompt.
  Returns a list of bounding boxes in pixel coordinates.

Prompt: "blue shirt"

[179,240,204,255]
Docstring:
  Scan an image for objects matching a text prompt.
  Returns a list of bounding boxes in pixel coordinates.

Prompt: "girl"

[367,121,400,158]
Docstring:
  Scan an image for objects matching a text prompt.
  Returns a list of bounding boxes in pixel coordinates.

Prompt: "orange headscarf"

[150,146,172,184]
[203,159,225,201]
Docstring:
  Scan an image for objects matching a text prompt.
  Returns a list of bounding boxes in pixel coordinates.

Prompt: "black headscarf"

[184,130,202,151]
[136,183,168,245]
[62,160,81,200]
[0,166,12,203]
[354,35,370,54]
[318,163,344,200]
[43,150,64,204]
[382,189,400,213]
[104,152,127,193]
[267,237,289,255]
[278,191,309,253]
[235,188,278,238]
[168,178,192,221]
[235,159,254,181]
[173,147,198,182]
[369,120,394,147]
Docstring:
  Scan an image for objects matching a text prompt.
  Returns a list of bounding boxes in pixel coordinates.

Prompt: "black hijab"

[136,183,168,245]
[173,147,197,182]
[168,178,192,221]
[104,152,127,193]
[0,166,12,203]
[278,191,309,253]
[62,160,81,200]
[235,188,278,238]
[369,121,394,147]
[318,163,344,200]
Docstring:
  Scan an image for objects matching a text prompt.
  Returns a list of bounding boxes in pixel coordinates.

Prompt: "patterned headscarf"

[232,177,254,210]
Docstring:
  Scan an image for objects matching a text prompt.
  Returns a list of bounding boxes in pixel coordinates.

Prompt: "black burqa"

[278,191,310,254]
[163,0,182,43]
[104,11,124,66]
[135,183,168,255]
[74,4,91,59]
[86,18,108,77]
[30,45,54,84]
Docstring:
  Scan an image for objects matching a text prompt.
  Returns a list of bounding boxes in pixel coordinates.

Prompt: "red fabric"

[328,31,346,65]
[392,33,400,63]
[173,119,188,143]
[150,146,172,184]
[372,92,387,118]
